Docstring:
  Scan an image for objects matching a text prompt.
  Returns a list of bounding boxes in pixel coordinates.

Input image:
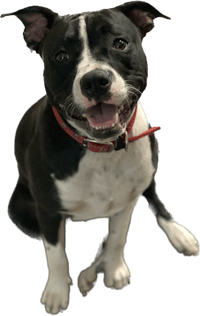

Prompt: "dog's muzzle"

[77,69,136,133]
[64,67,143,141]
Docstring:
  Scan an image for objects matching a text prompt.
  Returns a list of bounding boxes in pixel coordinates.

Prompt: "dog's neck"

[52,104,161,153]
[51,105,135,152]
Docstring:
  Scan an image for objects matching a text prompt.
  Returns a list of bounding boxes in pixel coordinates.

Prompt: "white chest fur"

[53,103,155,221]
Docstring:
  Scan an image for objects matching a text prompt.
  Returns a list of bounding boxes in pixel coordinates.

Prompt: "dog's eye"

[56,52,69,63]
[113,39,128,51]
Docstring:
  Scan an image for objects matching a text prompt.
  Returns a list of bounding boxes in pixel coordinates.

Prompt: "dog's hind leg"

[78,199,137,296]
[143,179,199,256]
[8,178,40,238]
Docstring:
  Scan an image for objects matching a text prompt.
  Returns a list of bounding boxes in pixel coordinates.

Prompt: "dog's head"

[1,2,170,141]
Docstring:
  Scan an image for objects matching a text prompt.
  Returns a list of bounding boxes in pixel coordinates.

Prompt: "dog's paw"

[41,276,72,314]
[103,257,131,289]
[159,218,199,256]
[78,266,98,296]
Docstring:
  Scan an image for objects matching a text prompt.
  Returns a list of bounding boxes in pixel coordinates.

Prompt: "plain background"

[0,0,199,315]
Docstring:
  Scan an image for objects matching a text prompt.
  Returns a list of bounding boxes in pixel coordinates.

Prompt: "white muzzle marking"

[72,15,128,109]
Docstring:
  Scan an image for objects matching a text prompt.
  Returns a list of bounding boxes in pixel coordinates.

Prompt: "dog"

[1,1,199,314]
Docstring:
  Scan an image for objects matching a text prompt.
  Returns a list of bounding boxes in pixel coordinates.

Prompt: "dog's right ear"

[1,6,58,53]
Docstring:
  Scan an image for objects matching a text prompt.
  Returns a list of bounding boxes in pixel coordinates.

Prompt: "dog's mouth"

[70,98,136,138]
[85,102,125,130]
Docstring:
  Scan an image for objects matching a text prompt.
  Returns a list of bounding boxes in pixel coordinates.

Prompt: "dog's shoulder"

[15,96,47,170]
[16,96,46,139]
[15,96,86,180]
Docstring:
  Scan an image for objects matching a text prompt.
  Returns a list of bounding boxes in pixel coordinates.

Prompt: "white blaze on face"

[72,15,128,109]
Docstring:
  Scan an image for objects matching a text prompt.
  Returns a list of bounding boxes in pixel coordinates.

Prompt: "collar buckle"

[83,138,115,152]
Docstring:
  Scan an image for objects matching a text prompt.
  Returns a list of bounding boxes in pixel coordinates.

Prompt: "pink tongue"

[86,103,117,128]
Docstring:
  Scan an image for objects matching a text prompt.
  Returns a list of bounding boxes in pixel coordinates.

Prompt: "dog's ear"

[114,1,170,38]
[1,6,58,53]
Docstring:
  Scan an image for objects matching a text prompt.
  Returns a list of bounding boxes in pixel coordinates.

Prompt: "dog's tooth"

[115,113,119,124]
[120,105,124,113]
[94,123,117,130]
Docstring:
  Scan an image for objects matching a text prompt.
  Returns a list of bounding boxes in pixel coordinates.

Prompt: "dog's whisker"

[67,103,75,116]
[64,95,73,107]
[125,83,142,103]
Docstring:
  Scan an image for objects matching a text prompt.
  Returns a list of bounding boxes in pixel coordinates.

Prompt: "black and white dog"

[1,1,199,314]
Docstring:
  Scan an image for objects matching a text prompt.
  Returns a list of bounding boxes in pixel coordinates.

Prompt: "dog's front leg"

[78,199,137,295]
[98,201,137,289]
[41,216,72,314]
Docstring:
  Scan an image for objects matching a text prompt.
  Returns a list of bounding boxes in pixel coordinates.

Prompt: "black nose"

[80,69,111,101]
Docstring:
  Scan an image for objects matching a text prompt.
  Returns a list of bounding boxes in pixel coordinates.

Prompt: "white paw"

[78,266,98,296]
[41,276,72,314]
[160,218,199,256]
[103,257,131,289]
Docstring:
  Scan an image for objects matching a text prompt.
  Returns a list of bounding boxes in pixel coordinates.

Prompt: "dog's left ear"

[1,6,58,53]
[114,1,170,38]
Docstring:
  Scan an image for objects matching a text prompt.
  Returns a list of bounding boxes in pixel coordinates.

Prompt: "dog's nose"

[80,69,111,101]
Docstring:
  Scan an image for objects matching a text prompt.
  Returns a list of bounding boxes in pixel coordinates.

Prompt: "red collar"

[52,104,160,152]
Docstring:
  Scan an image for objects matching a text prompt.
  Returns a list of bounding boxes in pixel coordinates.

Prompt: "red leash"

[52,104,160,152]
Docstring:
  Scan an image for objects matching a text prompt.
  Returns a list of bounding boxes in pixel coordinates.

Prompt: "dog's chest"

[53,137,154,221]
